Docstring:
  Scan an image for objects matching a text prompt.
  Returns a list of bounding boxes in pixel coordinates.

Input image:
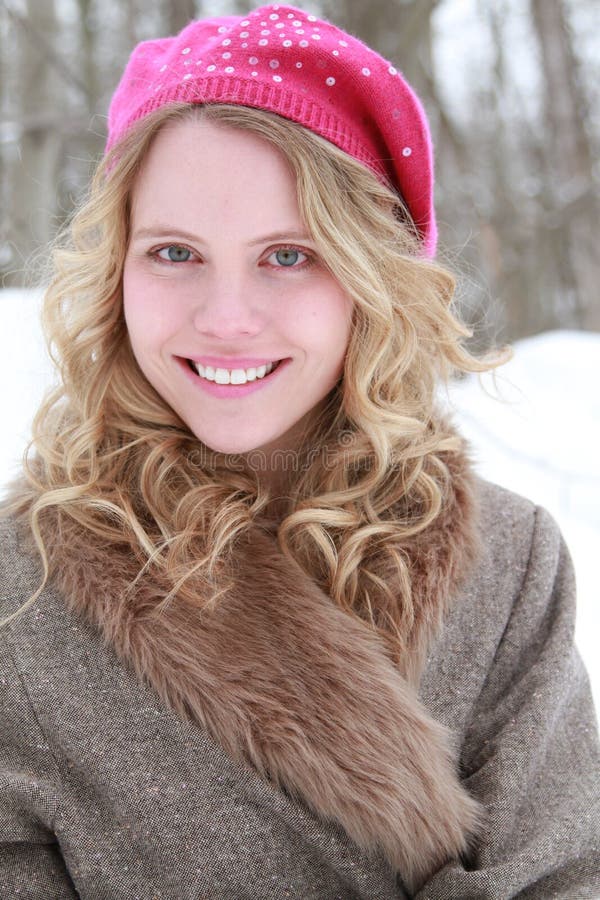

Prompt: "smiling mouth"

[185,358,285,385]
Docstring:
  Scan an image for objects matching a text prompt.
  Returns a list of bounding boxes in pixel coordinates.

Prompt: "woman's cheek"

[123,264,166,334]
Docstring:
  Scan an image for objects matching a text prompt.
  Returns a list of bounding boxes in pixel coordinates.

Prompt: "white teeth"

[191,360,279,384]
[230,368,247,385]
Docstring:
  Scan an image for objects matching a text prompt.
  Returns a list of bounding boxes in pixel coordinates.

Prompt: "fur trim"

[20,443,484,893]
[397,444,482,685]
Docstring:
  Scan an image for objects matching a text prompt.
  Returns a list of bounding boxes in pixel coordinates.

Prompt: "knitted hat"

[107,4,437,256]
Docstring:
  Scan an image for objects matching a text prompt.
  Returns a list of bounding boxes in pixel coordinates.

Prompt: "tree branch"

[0,0,89,100]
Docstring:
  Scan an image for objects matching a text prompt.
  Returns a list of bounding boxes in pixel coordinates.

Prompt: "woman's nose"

[191,275,264,340]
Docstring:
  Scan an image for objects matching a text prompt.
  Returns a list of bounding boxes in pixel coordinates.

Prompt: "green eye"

[157,245,193,262]
[274,248,300,267]
[267,247,313,268]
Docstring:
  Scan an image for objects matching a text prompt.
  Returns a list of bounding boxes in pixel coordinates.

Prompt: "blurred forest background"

[0,0,598,344]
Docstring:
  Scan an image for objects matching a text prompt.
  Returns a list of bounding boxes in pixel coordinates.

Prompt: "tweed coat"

[0,474,599,899]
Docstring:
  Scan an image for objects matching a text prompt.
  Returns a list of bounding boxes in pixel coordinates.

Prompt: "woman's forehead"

[129,118,306,242]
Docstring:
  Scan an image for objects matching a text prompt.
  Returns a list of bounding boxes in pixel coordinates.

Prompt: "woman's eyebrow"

[130,226,314,246]
[246,230,313,246]
[130,225,203,243]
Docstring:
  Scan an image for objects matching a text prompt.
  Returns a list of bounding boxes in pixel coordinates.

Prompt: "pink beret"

[107,4,437,256]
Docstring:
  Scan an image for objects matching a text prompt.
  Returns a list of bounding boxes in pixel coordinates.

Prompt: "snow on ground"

[0,289,53,477]
[446,331,600,711]
[1,289,598,712]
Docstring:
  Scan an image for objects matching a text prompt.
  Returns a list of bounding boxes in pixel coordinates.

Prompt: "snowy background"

[1,288,598,713]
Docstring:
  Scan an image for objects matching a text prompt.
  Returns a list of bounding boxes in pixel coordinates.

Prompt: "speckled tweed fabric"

[0,480,599,899]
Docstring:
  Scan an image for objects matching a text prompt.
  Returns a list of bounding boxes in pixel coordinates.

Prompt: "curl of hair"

[5,103,505,652]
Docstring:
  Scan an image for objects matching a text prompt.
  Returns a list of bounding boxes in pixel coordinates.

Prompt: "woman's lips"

[176,356,290,399]
[188,356,282,368]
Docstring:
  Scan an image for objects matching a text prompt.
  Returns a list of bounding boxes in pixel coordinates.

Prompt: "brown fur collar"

[25,444,483,893]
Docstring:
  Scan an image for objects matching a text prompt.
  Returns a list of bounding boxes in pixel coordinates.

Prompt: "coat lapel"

[27,443,483,892]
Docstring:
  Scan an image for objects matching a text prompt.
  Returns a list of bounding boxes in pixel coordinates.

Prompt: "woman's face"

[123,117,352,460]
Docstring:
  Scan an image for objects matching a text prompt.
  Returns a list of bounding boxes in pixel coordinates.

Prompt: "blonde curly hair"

[5,103,502,652]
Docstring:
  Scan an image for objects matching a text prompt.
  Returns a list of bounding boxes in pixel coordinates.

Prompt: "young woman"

[1,5,598,898]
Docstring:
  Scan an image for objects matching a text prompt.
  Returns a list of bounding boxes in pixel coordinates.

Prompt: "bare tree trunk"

[0,2,13,279]
[530,0,599,330]
[77,0,99,114]
[479,0,547,340]
[3,0,63,283]
[164,0,197,34]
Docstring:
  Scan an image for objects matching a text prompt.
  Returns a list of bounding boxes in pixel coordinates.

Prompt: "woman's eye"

[266,247,310,268]
[156,245,194,263]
